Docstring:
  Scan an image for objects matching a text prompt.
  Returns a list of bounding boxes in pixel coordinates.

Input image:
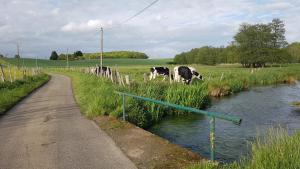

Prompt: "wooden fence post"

[116,71,121,86]
[120,75,125,87]
[0,64,5,82]
[8,65,12,83]
[110,70,114,83]
[220,73,224,81]
[125,75,130,86]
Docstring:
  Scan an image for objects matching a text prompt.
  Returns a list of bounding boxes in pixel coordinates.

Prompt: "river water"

[149,82,300,162]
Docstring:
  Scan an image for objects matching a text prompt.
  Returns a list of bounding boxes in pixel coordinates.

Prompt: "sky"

[0,0,299,59]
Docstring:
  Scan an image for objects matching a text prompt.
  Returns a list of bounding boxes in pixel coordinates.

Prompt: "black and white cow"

[174,66,203,84]
[92,66,112,77]
[149,67,170,81]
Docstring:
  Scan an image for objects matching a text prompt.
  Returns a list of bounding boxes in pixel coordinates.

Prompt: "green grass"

[187,128,300,169]
[52,70,210,128]
[0,74,50,114]
[3,58,173,67]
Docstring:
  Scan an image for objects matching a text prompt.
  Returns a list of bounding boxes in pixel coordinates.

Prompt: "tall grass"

[57,70,210,128]
[0,74,50,114]
[187,128,300,169]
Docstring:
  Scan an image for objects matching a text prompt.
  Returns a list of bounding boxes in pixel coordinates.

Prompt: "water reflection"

[149,83,300,162]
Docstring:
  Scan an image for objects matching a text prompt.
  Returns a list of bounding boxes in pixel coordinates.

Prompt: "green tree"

[287,42,300,62]
[0,54,4,58]
[269,18,288,64]
[269,18,288,49]
[234,23,273,67]
[73,50,84,60]
[50,51,58,60]
[14,54,20,58]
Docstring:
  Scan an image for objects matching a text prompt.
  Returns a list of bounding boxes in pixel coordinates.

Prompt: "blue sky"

[0,0,299,58]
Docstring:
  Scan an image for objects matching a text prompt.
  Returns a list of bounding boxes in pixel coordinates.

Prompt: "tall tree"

[50,51,59,60]
[269,18,288,64]
[287,42,300,62]
[234,23,273,67]
[73,50,83,60]
[269,18,288,48]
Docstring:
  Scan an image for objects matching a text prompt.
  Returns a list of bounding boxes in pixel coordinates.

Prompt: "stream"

[149,82,300,162]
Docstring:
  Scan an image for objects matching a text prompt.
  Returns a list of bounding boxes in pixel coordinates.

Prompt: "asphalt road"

[0,74,137,169]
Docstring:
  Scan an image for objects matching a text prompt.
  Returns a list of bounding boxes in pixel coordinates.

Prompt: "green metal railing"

[115,91,242,161]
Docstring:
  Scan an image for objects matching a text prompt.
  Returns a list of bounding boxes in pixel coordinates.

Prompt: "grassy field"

[0,74,50,114]
[3,58,173,67]
[187,128,300,169]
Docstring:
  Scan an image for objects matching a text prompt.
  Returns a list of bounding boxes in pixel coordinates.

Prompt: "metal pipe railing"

[115,91,242,161]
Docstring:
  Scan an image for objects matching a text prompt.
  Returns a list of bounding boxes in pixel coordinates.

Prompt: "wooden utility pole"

[100,27,103,69]
[66,48,69,68]
[35,56,38,68]
[17,43,20,69]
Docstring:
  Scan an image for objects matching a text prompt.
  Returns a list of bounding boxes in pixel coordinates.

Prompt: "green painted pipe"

[210,117,216,161]
[122,93,126,121]
[115,91,242,125]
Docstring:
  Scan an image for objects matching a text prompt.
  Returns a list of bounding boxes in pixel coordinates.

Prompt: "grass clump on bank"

[0,74,50,114]
[187,128,300,169]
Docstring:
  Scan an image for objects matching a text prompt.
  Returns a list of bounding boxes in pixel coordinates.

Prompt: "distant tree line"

[50,50,83,60]
[50,50,148,60]
[174,18,300,67]
[84,51,149,59]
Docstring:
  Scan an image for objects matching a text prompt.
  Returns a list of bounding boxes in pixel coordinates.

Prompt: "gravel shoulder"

[94,116,204,169]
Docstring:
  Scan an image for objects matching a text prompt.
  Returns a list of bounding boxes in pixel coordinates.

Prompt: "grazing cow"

[92,66,112,77]
[149,67,170,81]
[174,66,203,84]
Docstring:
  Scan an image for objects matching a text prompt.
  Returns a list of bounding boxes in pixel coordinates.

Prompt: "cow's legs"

[149,72,153,80]
[153,71,157,79]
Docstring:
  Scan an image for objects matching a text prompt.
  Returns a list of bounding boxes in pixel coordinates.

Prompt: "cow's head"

[192,71,203,80]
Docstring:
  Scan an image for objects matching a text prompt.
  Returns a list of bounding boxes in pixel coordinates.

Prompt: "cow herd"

[87,65,203,85]
[150,66,203,84]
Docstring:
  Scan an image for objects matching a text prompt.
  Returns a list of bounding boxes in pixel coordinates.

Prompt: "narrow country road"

[0,74,137,169]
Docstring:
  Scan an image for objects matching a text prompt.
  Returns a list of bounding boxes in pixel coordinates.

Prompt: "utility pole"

[100,27,103,69]
[66,48,69,68]
[17,43,20,69]
[35,56,38,68]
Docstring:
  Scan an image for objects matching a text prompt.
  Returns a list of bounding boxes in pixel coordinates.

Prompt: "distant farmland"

[3,58,173,67]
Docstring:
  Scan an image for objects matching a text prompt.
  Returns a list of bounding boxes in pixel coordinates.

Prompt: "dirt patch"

[94,116,205,169]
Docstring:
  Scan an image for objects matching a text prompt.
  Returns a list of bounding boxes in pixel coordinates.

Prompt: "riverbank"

[187,128,300,169]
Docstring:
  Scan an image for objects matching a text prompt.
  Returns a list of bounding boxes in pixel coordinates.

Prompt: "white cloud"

[50,8,60,15]
[61,19,113,32]
[0,0,300,58]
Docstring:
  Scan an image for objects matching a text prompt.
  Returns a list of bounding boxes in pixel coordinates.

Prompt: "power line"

[120,0,159,24]
[107,0,159,29]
